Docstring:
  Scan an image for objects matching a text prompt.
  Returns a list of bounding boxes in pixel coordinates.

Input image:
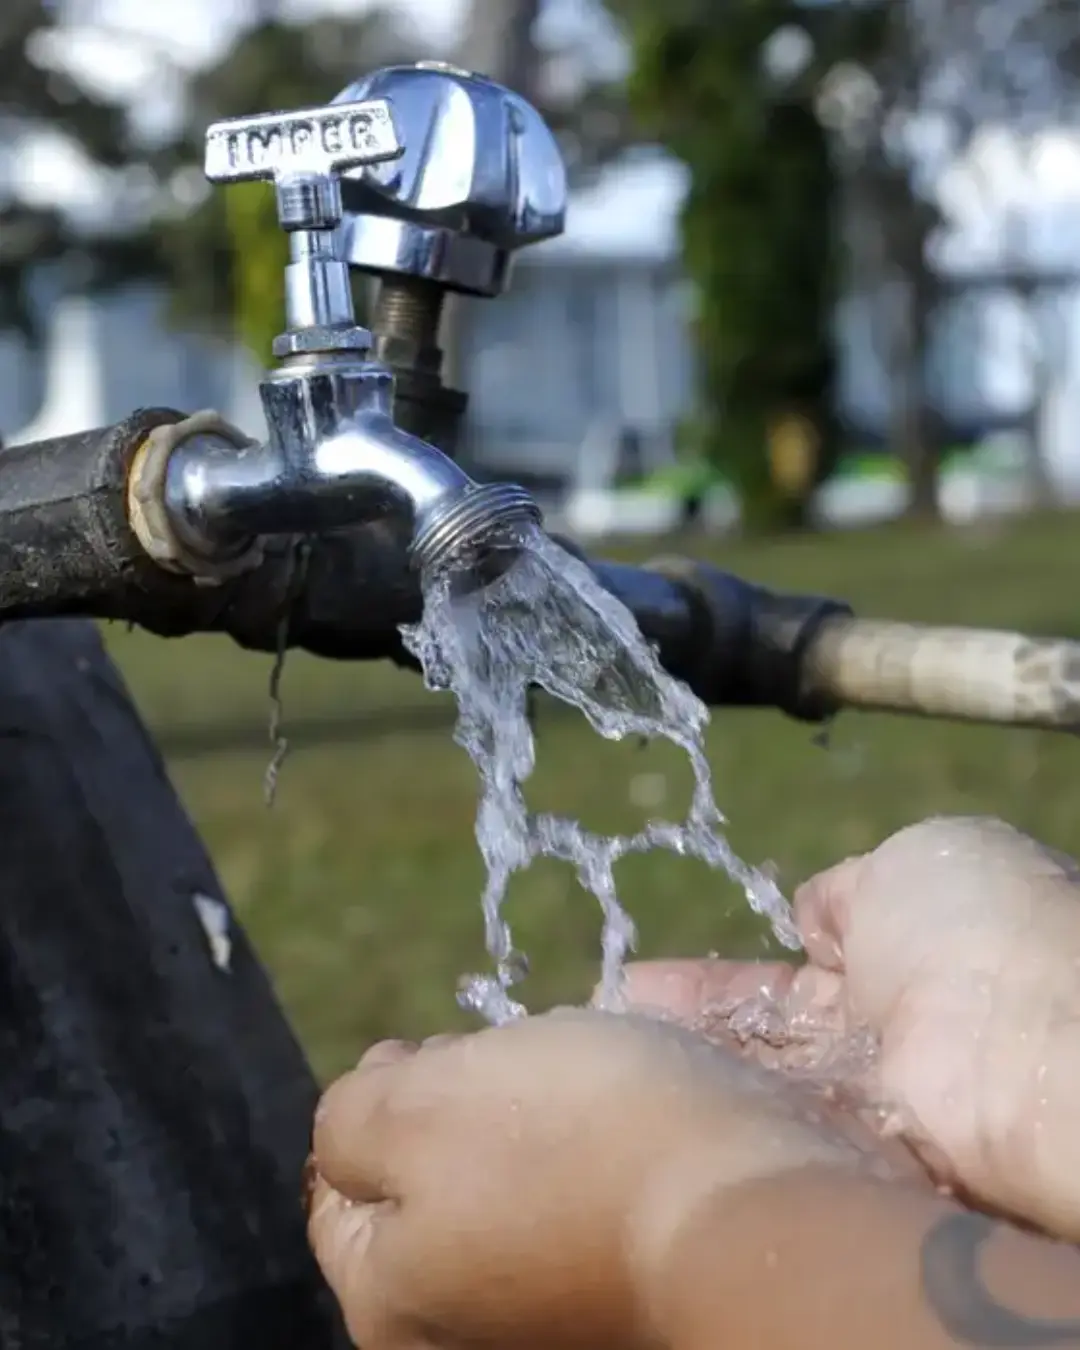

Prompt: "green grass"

[103,512,1080,1082]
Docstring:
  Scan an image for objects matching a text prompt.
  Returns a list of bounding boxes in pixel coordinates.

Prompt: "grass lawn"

[103,511,1080,1083]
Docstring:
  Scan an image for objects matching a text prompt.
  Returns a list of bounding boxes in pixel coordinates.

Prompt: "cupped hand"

[306,1008,919,1350]
[619,816,1080,1239]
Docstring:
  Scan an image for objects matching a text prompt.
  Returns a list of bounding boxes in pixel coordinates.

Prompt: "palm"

[619,815,1080,1217]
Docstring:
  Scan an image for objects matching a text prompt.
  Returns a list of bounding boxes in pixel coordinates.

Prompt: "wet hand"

[306,1008,918,1350]
[619,816,1080,1239]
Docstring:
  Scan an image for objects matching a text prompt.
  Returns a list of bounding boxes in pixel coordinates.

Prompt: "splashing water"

[401,526,799,1025]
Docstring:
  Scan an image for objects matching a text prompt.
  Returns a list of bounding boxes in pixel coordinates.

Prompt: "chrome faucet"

[159,87,547,581]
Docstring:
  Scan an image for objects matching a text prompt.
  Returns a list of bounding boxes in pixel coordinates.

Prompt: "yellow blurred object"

[767,412,820,497]
[225,182,289,366]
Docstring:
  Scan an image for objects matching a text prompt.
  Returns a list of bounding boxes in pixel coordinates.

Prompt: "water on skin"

[401,526,800,1025]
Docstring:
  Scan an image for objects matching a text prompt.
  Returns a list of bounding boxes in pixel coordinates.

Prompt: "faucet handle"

[204,100,405,350]
[204,100,402,227]
[331,64,567,298]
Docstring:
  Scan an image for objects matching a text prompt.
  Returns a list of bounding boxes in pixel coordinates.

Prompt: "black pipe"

[576,556,848,722]
[5,531,848,725]
[0,408,194,611]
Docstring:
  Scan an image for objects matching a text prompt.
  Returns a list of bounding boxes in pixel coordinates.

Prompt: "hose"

[802,617,1080,732]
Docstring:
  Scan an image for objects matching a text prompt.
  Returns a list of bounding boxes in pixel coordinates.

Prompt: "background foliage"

[602,0,896,527]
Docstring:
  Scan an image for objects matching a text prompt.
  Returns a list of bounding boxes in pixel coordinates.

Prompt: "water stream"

[401,525,800,1024]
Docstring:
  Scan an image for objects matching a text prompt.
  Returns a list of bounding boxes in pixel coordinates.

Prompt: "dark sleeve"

[0,618,347,1350]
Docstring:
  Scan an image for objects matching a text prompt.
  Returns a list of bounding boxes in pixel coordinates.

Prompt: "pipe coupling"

[127,410,265,585]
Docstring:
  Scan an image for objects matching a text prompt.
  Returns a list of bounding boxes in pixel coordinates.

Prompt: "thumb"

[793,854,867,971]
[308,1173,425,1350]
[307,1175,379,1330]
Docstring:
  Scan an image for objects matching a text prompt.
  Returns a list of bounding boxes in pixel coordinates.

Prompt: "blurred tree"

[439,0,545,391]
[932,0,1080,509]
[825,0,947,520]
[453,0,633,181]
[601,0,887,530]
[602,0,1080,525]
[0,0,154,341]
[837,0,1080,518]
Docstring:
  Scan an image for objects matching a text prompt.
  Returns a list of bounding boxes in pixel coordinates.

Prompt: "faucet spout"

[160,356,540,579]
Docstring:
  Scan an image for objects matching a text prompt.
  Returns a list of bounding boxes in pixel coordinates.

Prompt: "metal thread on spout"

[410,482,542,579]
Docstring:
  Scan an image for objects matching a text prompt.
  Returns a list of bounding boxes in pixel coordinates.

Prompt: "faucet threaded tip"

[410,482,542,578]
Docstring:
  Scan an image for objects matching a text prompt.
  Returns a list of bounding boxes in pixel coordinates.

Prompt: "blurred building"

[458,150,694,491]
[4,132,1080,513]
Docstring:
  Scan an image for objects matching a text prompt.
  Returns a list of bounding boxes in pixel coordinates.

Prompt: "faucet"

[0,64,859,731]
[158,85,551,582]
[1,62,1071,738]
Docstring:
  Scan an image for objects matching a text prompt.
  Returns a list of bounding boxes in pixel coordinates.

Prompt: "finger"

[307,1174,399,1349]
[307,1173,381,1287]
[308,1173,437,1350]
[793,854,867,970]
[313,1057,419,1204]
[609,959,796,1024]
